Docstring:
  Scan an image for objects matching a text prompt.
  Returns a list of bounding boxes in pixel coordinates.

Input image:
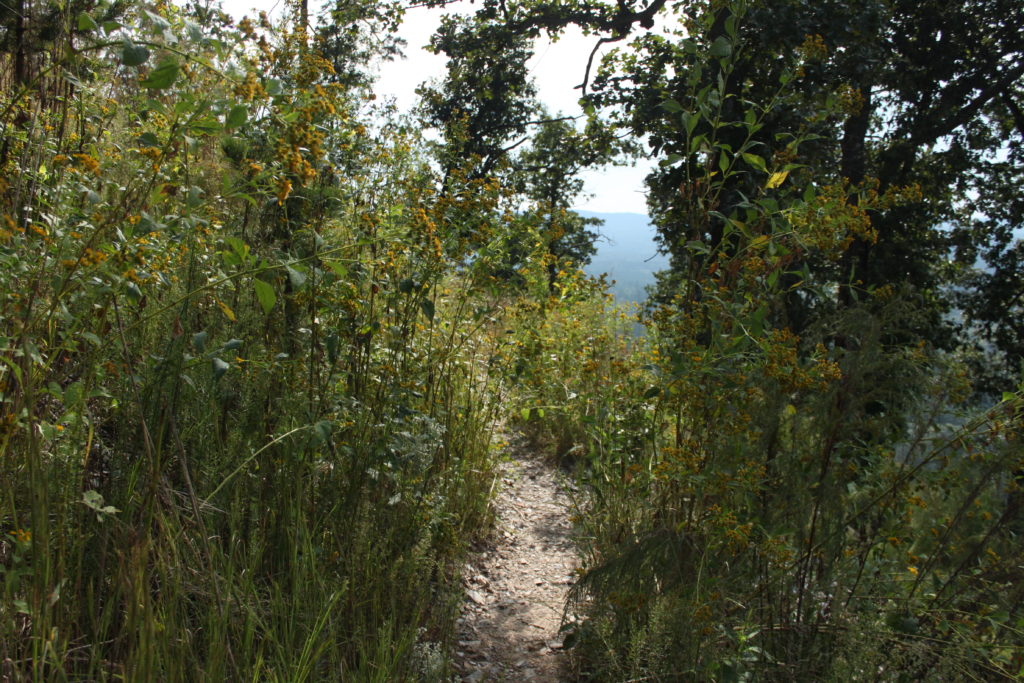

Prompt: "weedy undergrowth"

[0,4,526,679]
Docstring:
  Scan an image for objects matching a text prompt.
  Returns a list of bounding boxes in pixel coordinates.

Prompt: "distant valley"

[579,211,669,303]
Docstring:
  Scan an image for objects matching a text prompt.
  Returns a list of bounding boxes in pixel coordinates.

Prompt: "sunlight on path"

[453,436,577,682]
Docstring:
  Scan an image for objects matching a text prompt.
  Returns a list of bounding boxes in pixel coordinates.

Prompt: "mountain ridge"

[578,210,668,303]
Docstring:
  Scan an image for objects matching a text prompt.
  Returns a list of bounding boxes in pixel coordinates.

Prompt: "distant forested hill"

[579,211,668,303]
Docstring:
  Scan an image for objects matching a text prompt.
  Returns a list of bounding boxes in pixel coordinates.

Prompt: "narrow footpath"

[453,435,577,682]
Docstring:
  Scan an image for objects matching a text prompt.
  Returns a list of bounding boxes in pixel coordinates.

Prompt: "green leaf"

[684,111,700,136]
[211,357,229,381]
[710,36,732,58]
[420,298,435,322]
[661,99,683,114]
[77,12,99,31]
[521,407,531,420]
[121,41,149,67]
[64,381,84,407]
[82,490,120,518]
[313,420,333,445]
[286,265,307,290]
[137,131,160,147]
[143,9,170,30]
[193,330,208,353]
[185,19,204,42]
[223,236,247,260]
[741,152,766,172]
[225,104,248,129]
[1002,392,1017,403]
[643,386,662,399]
[253,279,276,313]
[141,57,179,90]
[265,78,283,96]
[724,14,737,38]
[325,260,348,278]
[689,133,706,155]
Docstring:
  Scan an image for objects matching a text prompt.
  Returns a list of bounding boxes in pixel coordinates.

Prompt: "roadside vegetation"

[1,0,1022,680]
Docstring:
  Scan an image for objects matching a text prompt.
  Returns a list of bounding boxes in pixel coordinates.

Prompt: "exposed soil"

[452,435,577,682]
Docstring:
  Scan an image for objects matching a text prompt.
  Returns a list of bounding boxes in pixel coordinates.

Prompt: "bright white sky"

[219,0,655,214]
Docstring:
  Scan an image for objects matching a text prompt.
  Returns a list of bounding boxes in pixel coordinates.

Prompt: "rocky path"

[453,436,577,682]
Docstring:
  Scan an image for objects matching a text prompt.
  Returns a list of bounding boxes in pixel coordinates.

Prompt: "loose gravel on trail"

[453,437,577,682]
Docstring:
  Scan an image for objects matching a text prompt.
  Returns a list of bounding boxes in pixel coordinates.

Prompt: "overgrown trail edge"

[454,436,577,682]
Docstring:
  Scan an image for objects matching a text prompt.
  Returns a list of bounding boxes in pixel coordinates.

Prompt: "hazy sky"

[220,0,655,214]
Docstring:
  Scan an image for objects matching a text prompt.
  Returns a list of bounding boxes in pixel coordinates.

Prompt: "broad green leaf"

[254,279,276,313]
[82,490,119,517]
[741,152,766,172]
[325,260,348,278]
[710,36,732,58]
[420,298,435,321]
[121,41,149,67]
[265,78,283,96]
[224,236,247,260]
[286,265,306,290]
[141,57,179,90]
[185,19,204,42]
[684,111,700,136]
[77,12,99,31]
[661,99,683,114]
[521,407,531,420]
[724,14,737,38]
[225,104,248,129]
[689,133,706,155]
[193,330,208,352]
[313,420,332,445]
[64,381,84,406]
[211,357,229,380]
[143,8,170,30]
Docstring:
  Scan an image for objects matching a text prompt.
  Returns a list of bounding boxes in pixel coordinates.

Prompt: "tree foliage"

[1,0,1022,679]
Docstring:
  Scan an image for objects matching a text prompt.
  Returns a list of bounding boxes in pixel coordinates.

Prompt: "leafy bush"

[0,4,516,678]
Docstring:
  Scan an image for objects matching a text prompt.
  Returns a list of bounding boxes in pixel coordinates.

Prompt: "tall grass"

[0,6,517,679]
[512,273,1024,680]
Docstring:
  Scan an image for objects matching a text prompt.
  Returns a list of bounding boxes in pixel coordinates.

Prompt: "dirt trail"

[453,435,577,682]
